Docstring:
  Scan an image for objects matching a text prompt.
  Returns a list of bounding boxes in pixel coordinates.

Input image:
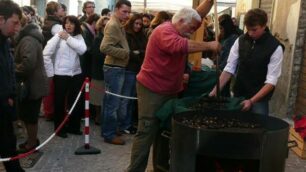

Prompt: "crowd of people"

[0,0,284,171]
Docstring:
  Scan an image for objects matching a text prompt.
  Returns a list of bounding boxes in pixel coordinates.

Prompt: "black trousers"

[53,74,84,133]
[0,99,24,172]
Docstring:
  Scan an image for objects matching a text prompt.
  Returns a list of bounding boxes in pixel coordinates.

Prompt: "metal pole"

[214,0,221,101]
[144,0,147,12]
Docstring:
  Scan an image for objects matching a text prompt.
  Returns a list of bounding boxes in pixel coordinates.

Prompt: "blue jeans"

[251,101,269,115]
[118,70,137,131]
[101,65,127,140]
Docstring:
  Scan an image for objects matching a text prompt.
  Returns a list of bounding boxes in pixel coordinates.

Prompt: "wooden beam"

[193,0,201,9]
[188,0,206,71]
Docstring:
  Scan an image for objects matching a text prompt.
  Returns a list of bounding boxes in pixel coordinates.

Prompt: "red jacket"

[137,22,188,95]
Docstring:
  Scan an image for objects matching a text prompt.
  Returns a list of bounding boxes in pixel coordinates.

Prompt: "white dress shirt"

[223,38,284,86]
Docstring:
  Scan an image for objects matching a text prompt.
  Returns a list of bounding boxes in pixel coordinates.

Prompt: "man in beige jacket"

[100,0,131,145]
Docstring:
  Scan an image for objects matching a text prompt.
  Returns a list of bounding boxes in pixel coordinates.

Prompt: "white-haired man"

[127,0,220,171]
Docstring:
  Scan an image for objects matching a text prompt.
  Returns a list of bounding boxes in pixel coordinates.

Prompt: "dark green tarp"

[155,66,244,129]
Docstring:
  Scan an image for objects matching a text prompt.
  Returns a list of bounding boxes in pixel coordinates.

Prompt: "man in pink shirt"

[127,0,221,171]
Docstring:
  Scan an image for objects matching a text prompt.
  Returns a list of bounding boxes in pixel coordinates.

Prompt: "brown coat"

[14,24,49,100]
[100,15,130,67]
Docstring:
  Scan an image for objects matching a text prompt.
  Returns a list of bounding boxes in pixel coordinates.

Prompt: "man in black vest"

[210,8,284,115]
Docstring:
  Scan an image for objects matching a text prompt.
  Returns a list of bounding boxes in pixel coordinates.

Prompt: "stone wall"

[290,0,306,116]
[287,1,306,116]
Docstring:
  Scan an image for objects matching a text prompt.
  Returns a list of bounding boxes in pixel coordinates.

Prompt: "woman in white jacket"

[43,15,86,138]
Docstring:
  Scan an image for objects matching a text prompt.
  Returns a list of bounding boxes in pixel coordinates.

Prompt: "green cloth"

[156,94,244,129]
[155,67,244,129]
[182,66,217,97]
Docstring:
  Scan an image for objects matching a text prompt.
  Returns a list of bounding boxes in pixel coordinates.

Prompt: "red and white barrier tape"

[1,78,137,162]
[0,81,86,162]
[89,82,138,100]
[105,90,138,100]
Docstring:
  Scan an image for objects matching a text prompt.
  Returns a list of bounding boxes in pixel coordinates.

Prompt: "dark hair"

[85,13,100,25]
[142,13,151,20]
[124,13,143,34]
[218,14,237,39]
[0,0,22,20]
[115,0,131,9]
[60,3,67,12]
[22,6,35,16]
[244,8,267,27]
[101,8,111,16]
[21,6,31,14]
[218,14,231,23]
[28,6,35,16]
[46,1,61,16]
[150,11,170,29]
[96,16,110,32]
[62,15,82,36]
[82,1,95,14]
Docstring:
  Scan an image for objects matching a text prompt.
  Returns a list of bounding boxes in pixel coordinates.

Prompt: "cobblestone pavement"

[1,117,153,172]
[1,117,306,172]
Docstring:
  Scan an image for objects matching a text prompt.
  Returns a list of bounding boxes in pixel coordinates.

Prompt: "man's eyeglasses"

[86,6,95,8]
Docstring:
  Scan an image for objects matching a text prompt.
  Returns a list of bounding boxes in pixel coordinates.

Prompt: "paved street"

[5,117,152,172]
[1,117,306,172]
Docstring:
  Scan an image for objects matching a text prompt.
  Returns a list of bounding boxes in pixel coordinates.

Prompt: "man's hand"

[209,88,217,97]
[183,73,189,83]
[208,41,221,52]
[58,31,69,40]
[8,98,14,107]
[241,99,253,111]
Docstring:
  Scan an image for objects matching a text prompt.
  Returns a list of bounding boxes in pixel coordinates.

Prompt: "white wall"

[12,0,31,6]
[235,0,259,15]
[269,0,301,117]
[95,0,109,15]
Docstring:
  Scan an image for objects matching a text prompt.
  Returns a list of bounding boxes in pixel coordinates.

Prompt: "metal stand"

[75,145,101,155]
[74,77,101,155]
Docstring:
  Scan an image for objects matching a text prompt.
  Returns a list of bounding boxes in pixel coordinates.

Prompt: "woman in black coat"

[80,13,100,78]
[121,13,147,134]
[90,16,110,124]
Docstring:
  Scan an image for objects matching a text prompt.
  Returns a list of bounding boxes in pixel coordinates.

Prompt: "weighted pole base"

[75,145,101,155]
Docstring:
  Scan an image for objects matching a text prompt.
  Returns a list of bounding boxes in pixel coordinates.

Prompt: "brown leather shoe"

[104,136,125,145]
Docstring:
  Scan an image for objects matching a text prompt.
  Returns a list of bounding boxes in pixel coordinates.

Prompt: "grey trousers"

[127,82,176,172]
